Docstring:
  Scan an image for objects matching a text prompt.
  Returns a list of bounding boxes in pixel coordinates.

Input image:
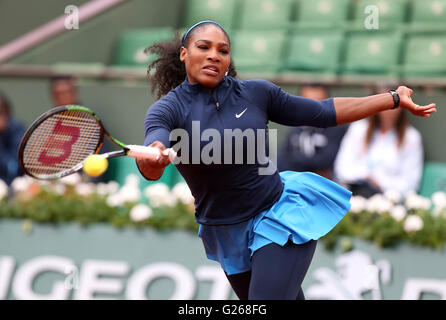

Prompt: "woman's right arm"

[136,99,177,180]
[136,141,171,180]
[334,86,436,125]
[264,81,436,128]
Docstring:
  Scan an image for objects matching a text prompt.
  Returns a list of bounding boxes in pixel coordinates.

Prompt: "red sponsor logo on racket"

[38,120,80,165]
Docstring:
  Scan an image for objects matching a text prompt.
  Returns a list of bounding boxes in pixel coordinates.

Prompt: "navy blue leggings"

[225,240,317,300]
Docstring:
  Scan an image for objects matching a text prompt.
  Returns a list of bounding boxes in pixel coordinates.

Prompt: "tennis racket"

[18,105,176,180]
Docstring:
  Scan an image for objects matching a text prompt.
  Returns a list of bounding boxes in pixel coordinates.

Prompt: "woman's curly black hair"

[145,23,237,100]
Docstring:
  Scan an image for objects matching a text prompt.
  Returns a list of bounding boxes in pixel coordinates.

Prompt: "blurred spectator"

[49,75,112,183]
[278,84,348,180]
[50,75,79,106]
[0,91,26,185]
[334,86,424,198]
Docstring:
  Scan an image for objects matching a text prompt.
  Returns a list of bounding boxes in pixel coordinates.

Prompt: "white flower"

[405,192,431,211]
[403,215,424,233]
[129,204,152,222]
[432,205,445,217]
[144,183,176,207]
[431,192,446,217]
[96,181,119,197]
[105,182,141,207]
[366,194,393,214]
[145,182,169,197]
[59,173,82,186]
[106,181,120,194]
[11,176,34,194]
[171,182,194,205]
[106,193,124,207]
[431,191,446,209]
[106,175,142,203]
[75,183,95,197]
[36,180,50,187]
[384,190,402,204]
[119,185,141,203]
[390,205,407,222]
[48,183,66,195]
[0,179,8,200]
[349,196,367,214]
[96,183,110,196]
[125,174,140,187]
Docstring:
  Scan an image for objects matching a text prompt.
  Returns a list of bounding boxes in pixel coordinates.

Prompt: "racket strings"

[23,110,102,178]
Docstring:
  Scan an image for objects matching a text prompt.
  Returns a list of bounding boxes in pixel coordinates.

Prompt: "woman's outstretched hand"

[397,86,437,117]
[136,141,172,181]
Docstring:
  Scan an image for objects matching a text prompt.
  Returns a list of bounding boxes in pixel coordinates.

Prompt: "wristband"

[388,90,400,109]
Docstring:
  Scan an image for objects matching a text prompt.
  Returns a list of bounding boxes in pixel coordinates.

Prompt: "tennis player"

[136,21,436,300]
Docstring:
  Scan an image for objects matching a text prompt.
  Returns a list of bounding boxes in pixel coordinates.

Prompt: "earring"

[225,70,229,76]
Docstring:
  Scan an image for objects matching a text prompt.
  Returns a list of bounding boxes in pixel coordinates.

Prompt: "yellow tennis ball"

[83,154,108,177]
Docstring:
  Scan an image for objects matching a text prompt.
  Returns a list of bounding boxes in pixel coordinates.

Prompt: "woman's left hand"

[397,86,437,117]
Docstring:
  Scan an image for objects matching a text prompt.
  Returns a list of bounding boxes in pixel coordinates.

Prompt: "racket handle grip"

[126,145,176,162]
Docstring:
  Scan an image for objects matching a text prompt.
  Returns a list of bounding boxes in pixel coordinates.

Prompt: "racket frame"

[18,105,131,180]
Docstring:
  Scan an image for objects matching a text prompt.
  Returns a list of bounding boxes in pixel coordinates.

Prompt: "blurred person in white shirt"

[334,87,423,198]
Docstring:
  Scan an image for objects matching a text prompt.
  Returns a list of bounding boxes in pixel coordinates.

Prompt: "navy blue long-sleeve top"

[143,76,337,225]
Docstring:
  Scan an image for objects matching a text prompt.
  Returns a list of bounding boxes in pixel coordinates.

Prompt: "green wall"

[1,0,184,65]
[0,0,89,46]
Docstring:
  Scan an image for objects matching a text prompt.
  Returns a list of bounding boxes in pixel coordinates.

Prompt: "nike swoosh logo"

[236,108,247,118]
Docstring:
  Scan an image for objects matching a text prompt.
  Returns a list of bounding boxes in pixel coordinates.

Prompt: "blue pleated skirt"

[198,171,352,275]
